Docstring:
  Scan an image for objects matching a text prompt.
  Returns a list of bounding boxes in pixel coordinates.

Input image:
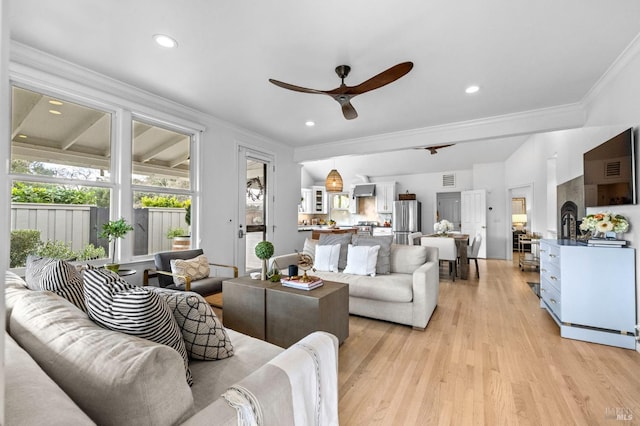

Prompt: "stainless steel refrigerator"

[392,200,421,244]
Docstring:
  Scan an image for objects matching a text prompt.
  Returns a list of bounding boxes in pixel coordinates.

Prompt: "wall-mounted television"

[583,127,636,207]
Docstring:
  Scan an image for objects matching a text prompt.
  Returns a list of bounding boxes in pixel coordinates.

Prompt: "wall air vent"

[605,161,621,177]
[442,173,456,187]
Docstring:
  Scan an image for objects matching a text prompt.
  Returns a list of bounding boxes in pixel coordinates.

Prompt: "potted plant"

[99,218,134,272]
[254,240,274,281]
[167,227,190,250]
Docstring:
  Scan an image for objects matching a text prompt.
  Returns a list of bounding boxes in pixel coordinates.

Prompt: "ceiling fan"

[417,144,455,154]
[269,61,413,120]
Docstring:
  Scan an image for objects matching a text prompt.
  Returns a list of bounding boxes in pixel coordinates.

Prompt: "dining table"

[424,233,470,280]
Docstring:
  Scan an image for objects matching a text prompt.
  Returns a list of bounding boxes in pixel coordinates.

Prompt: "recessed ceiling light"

[465,85,480,94]
[305,121,315,127]
[48,100,63,106]
[153,34,178,48]
[49,109,62,115]
[18,134,27,138]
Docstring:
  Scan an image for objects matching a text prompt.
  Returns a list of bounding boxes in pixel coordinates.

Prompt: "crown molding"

[581,31,640,108]
[294,102,585,162]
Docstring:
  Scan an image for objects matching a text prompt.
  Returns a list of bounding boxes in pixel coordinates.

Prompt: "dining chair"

[467,233,482,278]
[407,231,423,245]
[420,236,457,281]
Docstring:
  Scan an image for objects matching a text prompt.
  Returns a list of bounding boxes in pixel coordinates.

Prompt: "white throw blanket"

[222,331,339,426]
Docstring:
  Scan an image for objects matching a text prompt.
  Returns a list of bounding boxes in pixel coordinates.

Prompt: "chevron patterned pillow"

[83,268,193,386]
[170,254,210,287]
[25,255,87,312]
[148,287,234,360]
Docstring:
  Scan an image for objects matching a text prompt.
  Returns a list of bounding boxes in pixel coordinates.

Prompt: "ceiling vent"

[605,161,621,177]
[442,173,456,187]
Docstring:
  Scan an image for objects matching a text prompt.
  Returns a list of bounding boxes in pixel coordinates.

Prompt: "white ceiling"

[9,0,640,179]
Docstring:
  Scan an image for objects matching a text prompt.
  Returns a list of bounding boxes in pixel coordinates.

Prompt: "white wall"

[369,170,474,237]
[505,36,640,345]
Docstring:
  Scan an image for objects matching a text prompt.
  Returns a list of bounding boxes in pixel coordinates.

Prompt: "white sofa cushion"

[314,243,340,272]
[389,244,428,274]
[343,244,380,276]
[352,234,393,274]
[9,290,194,426]
[313,271,413,303]
[5,331,95,426]
[318,233,353,270]
[147,287,234,360]
[83,268,192,385]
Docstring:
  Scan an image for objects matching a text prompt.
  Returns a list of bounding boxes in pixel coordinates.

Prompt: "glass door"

[237,147,273,274]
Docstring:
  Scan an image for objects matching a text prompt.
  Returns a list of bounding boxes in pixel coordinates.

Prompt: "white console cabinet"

[539,239,636,349]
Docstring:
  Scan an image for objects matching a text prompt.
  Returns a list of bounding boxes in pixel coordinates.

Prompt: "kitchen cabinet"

[311,186,326,214]
[539,239,636,349]
[300,188,313,213]
[376,182,396,213]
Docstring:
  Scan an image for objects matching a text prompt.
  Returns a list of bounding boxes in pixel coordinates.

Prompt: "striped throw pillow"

[148,287,234,360]
[25,256,87,312]
[83,268,193,386]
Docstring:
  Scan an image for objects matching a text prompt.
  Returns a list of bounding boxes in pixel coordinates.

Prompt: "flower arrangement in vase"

[433,219,454,235]
[579,211,629,239]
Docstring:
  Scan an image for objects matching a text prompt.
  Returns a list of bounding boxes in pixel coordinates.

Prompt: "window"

[131,119,193,256]
[10,86,113,267]
[9,85,199,269]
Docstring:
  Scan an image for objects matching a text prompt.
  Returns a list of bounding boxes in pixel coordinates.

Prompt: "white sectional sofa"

[272,239,440,330]
[5,271,339,426]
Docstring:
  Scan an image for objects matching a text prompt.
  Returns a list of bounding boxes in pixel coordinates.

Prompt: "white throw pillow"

[314,243,341,272]
[343,244,380,276]
[170,255,210,287]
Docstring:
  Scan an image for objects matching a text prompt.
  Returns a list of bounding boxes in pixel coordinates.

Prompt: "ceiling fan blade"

[347,61,414,95]
[341,100,358,120]
[268,79,326,95]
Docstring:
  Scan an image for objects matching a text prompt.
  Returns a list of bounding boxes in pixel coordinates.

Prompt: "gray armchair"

[143,249,238,296]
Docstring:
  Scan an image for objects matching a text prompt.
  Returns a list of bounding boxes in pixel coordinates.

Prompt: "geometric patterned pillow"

[147,287,234,360]
[25,255,87,312]
[82,268,193,386]
[170,255,210,287]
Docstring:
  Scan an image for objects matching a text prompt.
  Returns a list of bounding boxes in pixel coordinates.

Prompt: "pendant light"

[325,169,343,192]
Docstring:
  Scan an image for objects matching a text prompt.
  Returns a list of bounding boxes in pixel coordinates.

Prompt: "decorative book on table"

[281,276,324,290]
[586,239,627,247]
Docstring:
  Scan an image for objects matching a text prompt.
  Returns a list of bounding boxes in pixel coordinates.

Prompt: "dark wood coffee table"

[222,277,349,347]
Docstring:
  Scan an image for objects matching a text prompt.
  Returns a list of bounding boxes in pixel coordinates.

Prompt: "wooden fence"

[11,203,187,255]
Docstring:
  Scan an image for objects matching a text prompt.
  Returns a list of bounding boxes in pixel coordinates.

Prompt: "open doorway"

[507,184,533,261]
[436,192,461,231]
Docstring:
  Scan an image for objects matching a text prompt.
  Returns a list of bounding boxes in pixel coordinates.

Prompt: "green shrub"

[12,182,97,205]
[75,243,106,261]
[167,227,188,239]
[10,229,41,268]
[140,195,187,208]
[36,240,76,261]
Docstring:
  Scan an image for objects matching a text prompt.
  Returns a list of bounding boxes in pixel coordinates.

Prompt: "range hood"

[353,184,376,197]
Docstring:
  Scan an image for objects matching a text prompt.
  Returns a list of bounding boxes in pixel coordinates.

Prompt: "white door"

[237,146,274,275]
[461,189,487,258]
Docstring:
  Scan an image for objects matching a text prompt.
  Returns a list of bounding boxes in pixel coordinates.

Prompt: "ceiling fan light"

[325,169,343,192]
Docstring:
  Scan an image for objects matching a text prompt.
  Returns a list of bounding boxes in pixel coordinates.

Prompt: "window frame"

[8,79,202,268]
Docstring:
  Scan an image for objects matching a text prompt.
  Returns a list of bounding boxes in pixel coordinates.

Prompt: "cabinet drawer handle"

[541,268,547,272]
[550,298,557,304]
[540,249,546,253]
[550,276,558,281]
[549,254,557,258]
[540,288,546,293]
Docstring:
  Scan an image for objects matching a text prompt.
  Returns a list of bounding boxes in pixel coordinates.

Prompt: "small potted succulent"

[254,240,274,281]
[99,218,134,272]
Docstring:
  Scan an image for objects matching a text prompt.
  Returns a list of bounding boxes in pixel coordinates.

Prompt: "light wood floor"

[212,258,640,425]
[337,257,640,425]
